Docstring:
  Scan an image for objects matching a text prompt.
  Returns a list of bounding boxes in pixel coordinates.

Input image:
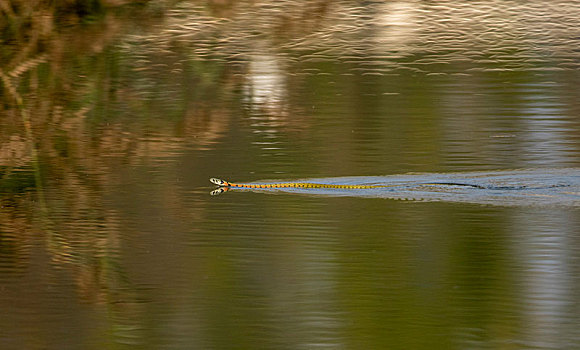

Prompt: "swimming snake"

[209,177,488,195]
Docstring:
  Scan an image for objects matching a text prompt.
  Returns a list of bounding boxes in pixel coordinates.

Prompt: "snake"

[210,178,398,189]
[209,177,489,195]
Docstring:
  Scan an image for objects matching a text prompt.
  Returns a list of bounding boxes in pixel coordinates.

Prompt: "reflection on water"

[1,0,580,349]
[511,210,579,348]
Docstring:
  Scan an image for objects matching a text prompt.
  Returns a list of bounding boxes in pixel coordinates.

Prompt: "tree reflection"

[1,0,580,348]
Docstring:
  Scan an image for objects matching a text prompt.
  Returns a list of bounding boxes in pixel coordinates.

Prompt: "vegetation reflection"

[1,0,579,348]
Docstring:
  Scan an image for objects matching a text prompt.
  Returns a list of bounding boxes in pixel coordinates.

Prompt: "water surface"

[1,1,580,349]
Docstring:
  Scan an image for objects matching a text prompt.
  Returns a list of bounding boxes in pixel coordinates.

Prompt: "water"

[1,1,580,349]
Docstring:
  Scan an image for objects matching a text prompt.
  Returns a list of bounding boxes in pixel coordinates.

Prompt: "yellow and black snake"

[209,177,488,195]
[210,178,393,189]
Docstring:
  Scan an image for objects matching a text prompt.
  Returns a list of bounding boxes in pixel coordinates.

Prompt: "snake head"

[210,178,228,186]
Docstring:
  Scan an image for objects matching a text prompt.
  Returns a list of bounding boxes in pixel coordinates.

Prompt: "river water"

[1,1,579,349]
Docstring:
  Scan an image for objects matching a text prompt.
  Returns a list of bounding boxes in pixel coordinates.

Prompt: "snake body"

[209,178,487,191]
[210,178,390,189]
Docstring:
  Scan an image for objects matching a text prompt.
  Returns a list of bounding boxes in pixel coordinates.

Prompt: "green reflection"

[1,1,579,349]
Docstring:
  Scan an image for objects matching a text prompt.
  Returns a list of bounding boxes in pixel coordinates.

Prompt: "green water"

[1,1,580,349]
